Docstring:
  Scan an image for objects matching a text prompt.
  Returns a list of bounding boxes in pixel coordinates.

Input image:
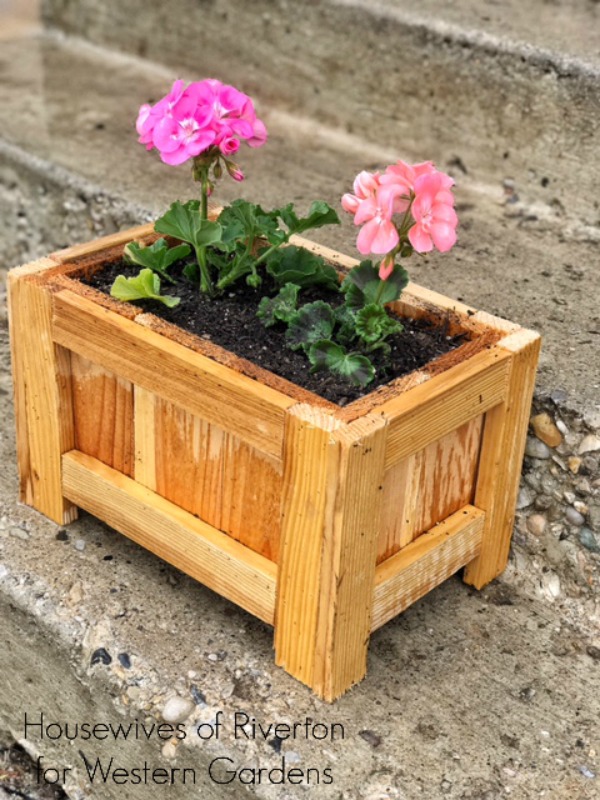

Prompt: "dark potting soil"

[83,258,465,405]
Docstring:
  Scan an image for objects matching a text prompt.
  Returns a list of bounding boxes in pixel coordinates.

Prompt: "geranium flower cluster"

[342,160,458,271]
[136,78,267,169]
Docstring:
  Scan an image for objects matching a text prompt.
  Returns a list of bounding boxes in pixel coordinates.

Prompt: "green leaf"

[155,200,223,249]
[217,199,282,251]
[334,304,357,345]
[278,201,340,236]
[124,238,191,281]
[110,268,180,308]
[257,283,300,327]
[342,260,409,310]
[285,301,335,351]
[265,245,340,291]
[308,340,375,387]
[355,303,403,344]
[216,250,256,290]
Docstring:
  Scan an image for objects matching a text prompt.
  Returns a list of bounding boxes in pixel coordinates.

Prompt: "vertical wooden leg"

[275,405,387,701]
[463,330,541,589]
[8,263,77,525]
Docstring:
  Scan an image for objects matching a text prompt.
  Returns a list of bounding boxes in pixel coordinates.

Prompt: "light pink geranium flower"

[342,160,458,269]
[408,172,458,253]
[353,183,408,255]
[341,170,381,215]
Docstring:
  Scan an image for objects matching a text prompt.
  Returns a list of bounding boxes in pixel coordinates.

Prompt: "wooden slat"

[7,264,77,524]
[378,415,483,562]
[50,223,156,263]
[71,352,134,476]
[61,450,277,624]
[381,346,511,468]
[275,406,387,701]
[134,385,157,490]
[463,330,541,588]
[154,398,225,531]
[372,505,485,631]
[51,289,293,459]
[220,435,284,562]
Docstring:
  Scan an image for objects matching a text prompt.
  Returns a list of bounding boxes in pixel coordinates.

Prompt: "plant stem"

[196,166,213,296]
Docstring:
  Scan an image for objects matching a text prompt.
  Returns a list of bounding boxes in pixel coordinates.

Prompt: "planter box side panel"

[150,396,283,562]
[70,352,134,477]
[378,414,484,563]
[66,356,284,562]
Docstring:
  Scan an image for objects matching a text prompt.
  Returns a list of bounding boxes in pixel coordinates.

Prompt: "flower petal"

[431,221,457,252]
[408,223,433,253]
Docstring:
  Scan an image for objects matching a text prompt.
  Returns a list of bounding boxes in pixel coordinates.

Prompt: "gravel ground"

[0,741,66,800]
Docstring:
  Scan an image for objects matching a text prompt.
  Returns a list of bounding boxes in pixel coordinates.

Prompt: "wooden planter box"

[8,223,540,700]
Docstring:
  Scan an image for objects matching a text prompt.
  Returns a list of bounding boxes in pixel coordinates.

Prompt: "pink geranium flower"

[136,78,267,169]
[408,172,458,253]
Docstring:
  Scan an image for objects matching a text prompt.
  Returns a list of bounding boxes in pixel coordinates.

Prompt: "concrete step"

[40,0,600,227]
[1,360,600,799]
[0,26,599,800]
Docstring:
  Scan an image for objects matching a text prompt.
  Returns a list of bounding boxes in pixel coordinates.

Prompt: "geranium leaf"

[343,260,409,309]
[285,301,335,351]
[278,201,340,235]
[265,245,340,291]
[308,340,375,387]
[124,238,190,282]
[257,283,300,327]
[155,200,222,249]
[110,268,180,308]
[355,303,403,344]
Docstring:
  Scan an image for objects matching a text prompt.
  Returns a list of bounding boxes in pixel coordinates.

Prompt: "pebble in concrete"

[9,526,29,541]
[526,437,551,459]
[579,528,600,554]
[568,456,582,474]
[566,507,585,526]
[578,434,600,455]
[527,514,547,536]
[531,413,562,448]
[161,696,194,724]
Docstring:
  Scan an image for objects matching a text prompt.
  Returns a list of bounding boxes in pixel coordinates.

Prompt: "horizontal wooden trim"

[371,505,484,631]
[62,451,277,625]
[381,347,511,468]
[52,289,293,460]
[50,224,157,263]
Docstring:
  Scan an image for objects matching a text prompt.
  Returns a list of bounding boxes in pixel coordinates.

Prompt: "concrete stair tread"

[1,350,600,799]
[366,0,600,67]
[1,32,598,414]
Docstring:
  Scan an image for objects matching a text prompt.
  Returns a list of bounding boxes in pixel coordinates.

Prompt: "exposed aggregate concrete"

[0,3,599,797]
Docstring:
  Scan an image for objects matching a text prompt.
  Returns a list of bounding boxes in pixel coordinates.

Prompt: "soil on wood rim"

[83,257,466,406]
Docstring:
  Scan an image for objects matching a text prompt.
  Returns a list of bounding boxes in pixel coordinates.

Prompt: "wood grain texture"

[134,385,157,490]
[381,346,511,468]
[463,330,541,588]
[70,352,134,476]
[62,450,277,624]
[372,505,485,631]
[50,224,156,263]
[275,406,387,701]
[51,289,293,459]
[152,397,283,561]
[7,265,77,524]
[378,415,483,562]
